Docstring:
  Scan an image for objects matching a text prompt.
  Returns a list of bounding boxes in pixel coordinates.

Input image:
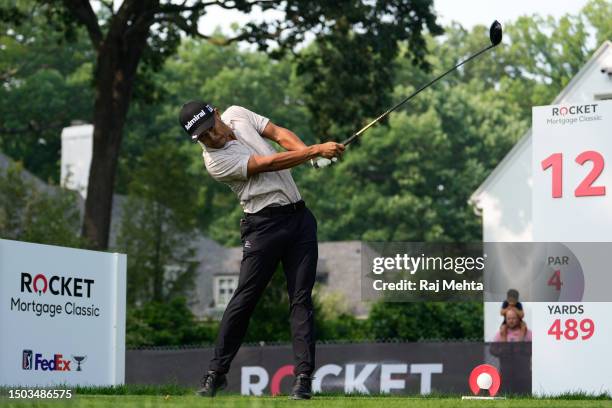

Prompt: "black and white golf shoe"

[196,370,227,397]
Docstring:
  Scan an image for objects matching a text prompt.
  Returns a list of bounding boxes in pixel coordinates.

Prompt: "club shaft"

[342,44,495,146]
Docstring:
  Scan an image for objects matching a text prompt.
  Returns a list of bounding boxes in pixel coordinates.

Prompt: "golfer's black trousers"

[209,202,318,376]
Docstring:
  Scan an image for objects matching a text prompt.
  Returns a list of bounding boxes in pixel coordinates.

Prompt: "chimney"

[61,124,94,198]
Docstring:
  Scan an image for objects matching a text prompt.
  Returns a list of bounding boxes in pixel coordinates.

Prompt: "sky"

[433,0,590,28]
[198,0,592,37]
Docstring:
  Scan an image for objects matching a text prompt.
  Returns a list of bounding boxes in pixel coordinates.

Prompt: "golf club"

[313,20,503,169]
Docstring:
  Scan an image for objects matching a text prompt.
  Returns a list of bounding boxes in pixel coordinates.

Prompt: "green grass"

[2,395,612,408]
[1,386,610,408]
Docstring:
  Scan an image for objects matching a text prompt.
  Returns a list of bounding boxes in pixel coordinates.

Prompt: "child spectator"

[500,289,527,341]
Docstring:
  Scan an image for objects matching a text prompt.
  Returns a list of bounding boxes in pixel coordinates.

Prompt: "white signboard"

[0,239,126,387]
[533,101,612,241]
[531,100,612,395]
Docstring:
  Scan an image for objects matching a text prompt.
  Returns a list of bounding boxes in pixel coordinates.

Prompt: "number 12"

[541,151,606,198]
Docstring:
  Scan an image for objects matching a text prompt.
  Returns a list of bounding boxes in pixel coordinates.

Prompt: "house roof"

[470,40,612,205]
[0,151,56,194]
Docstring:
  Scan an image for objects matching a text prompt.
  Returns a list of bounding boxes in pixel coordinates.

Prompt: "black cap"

[179,100,216,142]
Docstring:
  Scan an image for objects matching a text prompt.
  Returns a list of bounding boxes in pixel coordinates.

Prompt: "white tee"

[200,105,302,213]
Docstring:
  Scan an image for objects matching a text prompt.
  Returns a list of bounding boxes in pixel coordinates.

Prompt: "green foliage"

[9,1,610,248]
[126,297,217,347]
[243,285,483,342]
[118,40,315,246]
[3,1,612,345]
[583,0,612,45]
[244,266,293,343]
[243,267,370,343]
[300,85,525,242]
[314,291,368,340]
[98,6,612,343]
[368,302,483,340]
[0,162,83,247]
[299,3,612,242]
[116,143,200,305]
[496,14,591,118]
[0,4,94,182]
[295,0,443,140]
[155,5,608,246]
[318,313,369,341]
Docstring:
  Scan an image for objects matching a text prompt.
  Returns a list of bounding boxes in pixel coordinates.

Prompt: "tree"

[0,162,83,247]
[297,2,612,243]
[0,6,94,182]
[1,0,441,249]
[368,302,483,340]
[299,81,525,242]
[126,297,218,347]
[583,0,612,45]
[496,14,591,117]
[115,39,316,245]
[243,265,358,344]
[116,143,199,305]
[244,265,293,342]
[296,4,442,140]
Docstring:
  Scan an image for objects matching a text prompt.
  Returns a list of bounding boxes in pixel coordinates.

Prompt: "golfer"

[179,101,344,399]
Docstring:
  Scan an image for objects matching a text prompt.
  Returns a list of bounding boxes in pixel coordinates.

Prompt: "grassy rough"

[1,386,610,408]
[1,395,612,408]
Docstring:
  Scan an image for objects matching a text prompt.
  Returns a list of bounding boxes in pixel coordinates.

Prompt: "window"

[594,93,612,100]
[214,276,238,308]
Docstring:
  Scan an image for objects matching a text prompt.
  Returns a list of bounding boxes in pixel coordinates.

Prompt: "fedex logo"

[22,350,71,371]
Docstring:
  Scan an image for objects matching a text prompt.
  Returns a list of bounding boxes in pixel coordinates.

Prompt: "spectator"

[499,289,527,341]
[494,309,532,342]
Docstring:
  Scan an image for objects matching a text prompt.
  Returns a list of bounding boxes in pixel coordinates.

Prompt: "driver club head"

[489,20,502,46]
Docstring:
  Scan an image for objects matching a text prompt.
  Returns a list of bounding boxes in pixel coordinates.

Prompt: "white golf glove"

[311,157,338,169]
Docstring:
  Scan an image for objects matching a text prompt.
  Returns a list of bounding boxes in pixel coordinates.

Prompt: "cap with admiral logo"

[179,100,215,142]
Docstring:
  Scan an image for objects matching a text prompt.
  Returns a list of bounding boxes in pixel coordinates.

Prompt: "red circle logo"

[468,364,501,396]
[32,274,48,295]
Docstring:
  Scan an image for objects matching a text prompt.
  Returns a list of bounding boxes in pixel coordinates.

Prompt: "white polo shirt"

[200,105,302,213]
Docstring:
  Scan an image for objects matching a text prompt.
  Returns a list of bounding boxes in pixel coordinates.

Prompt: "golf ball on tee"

[476,372,493,389]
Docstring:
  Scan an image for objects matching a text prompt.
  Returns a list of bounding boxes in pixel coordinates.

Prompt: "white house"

[470,41,612,340]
